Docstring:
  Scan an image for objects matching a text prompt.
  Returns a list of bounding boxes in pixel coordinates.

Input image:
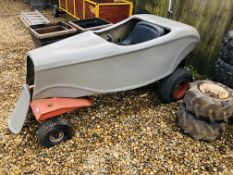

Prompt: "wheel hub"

[199,83,229,99]
[49,131,65,143]
[173,80,189,100]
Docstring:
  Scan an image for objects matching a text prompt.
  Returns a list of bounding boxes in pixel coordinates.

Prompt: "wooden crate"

[58,0,79,19]
[58,0,85,19]
[28,22,77,47]
[84,0,133,23]
[59,0,67,9]
[67,0,75,15]
[58,0,133,22]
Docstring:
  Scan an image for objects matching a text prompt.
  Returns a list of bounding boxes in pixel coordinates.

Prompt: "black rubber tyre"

[157,68,193,103]
[211,58,233,89]
[37,117,74,148]
[184,80,233,122]
[220,31,233,65]
[177,103,226,142]
[53,4,59,18]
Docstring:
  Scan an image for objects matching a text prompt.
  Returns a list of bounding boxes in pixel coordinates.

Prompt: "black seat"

[122,21,165,45]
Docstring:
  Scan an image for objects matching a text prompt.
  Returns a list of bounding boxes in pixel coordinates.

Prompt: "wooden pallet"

[20,10,50,27]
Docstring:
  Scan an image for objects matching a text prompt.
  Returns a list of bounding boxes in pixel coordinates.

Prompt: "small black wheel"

[157,68,193,103]
[53,4,59,18]
[37,117,74,148]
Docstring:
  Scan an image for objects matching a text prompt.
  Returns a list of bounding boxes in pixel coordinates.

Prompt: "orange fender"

[31,97,93,122]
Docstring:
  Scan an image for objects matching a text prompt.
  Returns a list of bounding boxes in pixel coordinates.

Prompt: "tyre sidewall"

[184,80,233,122]
[158,68,192,103]
[220,31,233,65]
[38,120,74,148]
[177,103,226,141]
[45,125,73,147]
[212,58,233,89]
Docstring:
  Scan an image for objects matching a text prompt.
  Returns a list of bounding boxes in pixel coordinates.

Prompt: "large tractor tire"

[211,58,233,89]
[220,31,233,65]
[184,80,233,122]
[177,103,226,142]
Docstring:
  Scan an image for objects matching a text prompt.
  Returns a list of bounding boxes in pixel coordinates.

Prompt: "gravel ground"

[0,1,233,174]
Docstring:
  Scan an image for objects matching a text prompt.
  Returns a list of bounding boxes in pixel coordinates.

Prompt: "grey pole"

[168,0,173,19]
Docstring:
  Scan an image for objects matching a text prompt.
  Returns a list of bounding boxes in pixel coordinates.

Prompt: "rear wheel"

[157,68,192,103]
[37,117,74,148]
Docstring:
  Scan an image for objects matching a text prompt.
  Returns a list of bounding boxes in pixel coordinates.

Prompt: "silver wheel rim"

[49,131,65,143]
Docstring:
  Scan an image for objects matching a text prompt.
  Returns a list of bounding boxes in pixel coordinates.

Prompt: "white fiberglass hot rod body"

[8,14,200,134]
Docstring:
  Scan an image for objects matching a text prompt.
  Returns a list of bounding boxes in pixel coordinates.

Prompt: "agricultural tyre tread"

[211,58,233,89]
[177,103,226,142]
[184,80,233,122]
[220,31,233,65]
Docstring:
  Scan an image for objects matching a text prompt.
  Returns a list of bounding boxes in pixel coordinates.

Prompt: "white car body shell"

[8,15,200,134]
[27,14,200,100]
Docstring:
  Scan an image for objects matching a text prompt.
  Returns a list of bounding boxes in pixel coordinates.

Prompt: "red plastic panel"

[31,98,93,122]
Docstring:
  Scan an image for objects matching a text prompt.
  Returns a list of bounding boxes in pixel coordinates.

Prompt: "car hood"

[27,31,118,71]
